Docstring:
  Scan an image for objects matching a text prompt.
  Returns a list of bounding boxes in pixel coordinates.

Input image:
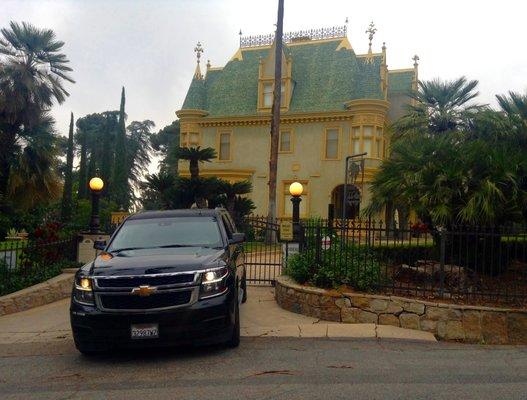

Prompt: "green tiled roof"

[388,70,415,95]
[181,39,387,117]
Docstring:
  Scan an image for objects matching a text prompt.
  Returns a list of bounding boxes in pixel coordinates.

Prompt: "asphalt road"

[1,338,527,400]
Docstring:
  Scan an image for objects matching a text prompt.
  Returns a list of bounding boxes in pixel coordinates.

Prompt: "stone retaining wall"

[275,276,527,344]
[0,270,76,316]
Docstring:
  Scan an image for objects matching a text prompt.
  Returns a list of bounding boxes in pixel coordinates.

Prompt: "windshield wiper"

[110,244,198,253]
[154,244,195,249]
[109,247,149,253]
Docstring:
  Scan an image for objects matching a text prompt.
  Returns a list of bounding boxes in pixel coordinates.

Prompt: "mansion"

[176,25,417,219]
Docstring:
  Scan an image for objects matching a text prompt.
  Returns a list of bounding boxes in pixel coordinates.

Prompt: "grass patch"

[0,240,28,251]
[243,241,281,253]
[501,234,527,243]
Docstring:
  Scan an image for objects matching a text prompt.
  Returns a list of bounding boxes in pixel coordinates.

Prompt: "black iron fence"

[0,236,78,296]
[291,219,527,307]
[240,216,283,284]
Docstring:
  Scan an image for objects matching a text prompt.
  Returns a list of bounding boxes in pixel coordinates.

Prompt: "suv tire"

[241,273,248,304]
[227,290,241,348]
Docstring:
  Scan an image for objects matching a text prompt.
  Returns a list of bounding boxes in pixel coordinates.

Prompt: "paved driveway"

[0,286,434,344]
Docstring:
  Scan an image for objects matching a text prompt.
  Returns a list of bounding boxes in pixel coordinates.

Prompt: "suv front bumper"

[70,289,234,350]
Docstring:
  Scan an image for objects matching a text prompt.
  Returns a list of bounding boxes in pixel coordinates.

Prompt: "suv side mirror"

[229,232,245,245]
[93,240,107,250]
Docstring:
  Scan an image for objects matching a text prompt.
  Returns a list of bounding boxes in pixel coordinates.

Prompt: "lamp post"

[289,182,303,241]
[88,175,104,234]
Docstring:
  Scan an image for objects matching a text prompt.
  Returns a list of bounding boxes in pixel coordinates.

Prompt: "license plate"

[131,323,159,339]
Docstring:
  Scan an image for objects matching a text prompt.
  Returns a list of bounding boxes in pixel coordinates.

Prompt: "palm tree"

[0,21,74,202]
[176,146,216,179]
[368,112,526,227]
[218,180,252,214]
[7,113,62,210]
[141,172,177,210]
[393,77,481,137]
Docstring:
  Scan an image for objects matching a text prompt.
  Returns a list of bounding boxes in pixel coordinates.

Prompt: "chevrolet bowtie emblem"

[131,285,157,297]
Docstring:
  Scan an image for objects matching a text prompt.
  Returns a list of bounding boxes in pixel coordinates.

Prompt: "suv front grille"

[96,273,196,288]
[98,290,192,311]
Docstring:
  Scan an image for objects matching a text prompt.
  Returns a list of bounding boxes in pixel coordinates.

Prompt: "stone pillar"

[77,233,110,264]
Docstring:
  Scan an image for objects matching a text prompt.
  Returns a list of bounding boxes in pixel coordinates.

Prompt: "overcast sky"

[3,0,526,155]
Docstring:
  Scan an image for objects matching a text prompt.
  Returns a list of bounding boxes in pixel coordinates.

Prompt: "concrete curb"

[242,323,435,342]
[0,269,76,316]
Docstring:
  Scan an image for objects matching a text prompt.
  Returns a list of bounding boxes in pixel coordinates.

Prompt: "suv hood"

[89,247,226,277]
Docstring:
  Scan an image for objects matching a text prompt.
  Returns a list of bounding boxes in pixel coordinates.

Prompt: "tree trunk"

[0,128,17,205]
[266,0,284,242]
[189,159,199,180]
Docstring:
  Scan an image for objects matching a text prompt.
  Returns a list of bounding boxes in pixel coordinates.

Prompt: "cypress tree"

[61,112,74,222]
[112,87,129,209]
[77,125,88,199]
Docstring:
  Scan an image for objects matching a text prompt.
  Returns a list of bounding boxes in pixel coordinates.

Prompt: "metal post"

[89,190,101,234]
[291,196,301,241]
[439,228,446,298]
[342,153,367,221]
[327,203,334,232]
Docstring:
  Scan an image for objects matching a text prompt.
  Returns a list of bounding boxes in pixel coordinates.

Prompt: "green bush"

[0,259,81,296]
[372,241,436,266]
[285,244,382,291]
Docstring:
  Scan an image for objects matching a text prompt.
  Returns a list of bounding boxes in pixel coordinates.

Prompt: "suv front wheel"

[227,287,240,348]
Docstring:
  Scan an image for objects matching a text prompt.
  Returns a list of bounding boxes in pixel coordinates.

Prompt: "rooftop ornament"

[239,25,347,48]
[193,41,204,79]
[365,21,377,53]
[413,54,420,68]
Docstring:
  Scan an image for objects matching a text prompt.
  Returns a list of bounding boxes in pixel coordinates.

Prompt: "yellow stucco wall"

[178,107,389,219]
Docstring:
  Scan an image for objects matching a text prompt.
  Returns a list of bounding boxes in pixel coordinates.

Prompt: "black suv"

[70,209,246,354]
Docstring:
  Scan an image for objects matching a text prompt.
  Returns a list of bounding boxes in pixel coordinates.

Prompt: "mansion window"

[363,126,373,157]
[351,127,361,154]
[180,131,200,148]
[350,125,386,158]
[218,131,231,161]
[261,81,286,108]
[263,83,273,107]
[324,128,340,159]
[279,129,292,153]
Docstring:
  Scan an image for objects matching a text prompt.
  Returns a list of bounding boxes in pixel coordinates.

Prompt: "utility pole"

[267,0,284,238]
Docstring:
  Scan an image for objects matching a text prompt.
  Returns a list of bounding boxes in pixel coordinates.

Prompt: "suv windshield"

[108,216,223,251]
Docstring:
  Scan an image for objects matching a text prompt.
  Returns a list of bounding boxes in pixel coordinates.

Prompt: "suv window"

[221,214,234,239]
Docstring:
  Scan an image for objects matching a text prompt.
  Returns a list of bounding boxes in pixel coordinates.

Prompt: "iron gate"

[241,217,287,285]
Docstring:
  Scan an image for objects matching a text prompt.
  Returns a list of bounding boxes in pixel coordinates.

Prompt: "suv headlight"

[199,267,229,299]
[73,276,95,306]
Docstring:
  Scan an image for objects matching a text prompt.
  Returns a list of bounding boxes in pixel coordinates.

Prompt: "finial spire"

[413,54,420,68]
[206,59,211,70]
[365,21,377,53]
[193,41,204,79]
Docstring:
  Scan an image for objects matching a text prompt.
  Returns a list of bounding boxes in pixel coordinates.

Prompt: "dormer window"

[263,83,273,107]
[259,79,289,111]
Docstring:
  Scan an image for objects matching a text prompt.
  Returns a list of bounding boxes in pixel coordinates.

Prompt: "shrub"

[285,244,382,291]
[284,250,313,284]
[372,241,436,266]
[0,259,81,296]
